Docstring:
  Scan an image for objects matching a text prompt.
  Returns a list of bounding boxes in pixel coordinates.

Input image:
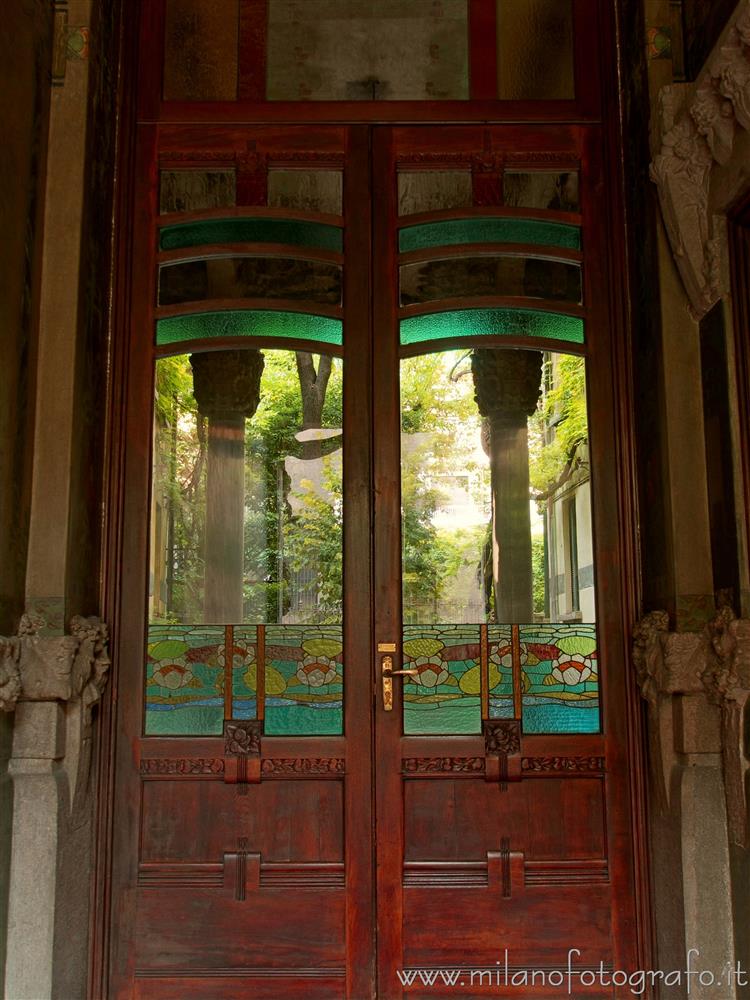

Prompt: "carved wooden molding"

[139,755,345,779]
[260,757,345,776]
[633,608,750,845]
[402,756,485,774]
[650,0,750,318]
[140,758,226,776]
[483,719,521,754]
[224,721,262,755]
[521,756,605,773]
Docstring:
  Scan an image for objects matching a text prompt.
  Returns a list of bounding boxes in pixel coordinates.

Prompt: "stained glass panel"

[520,623,600,733]
[156,310,343,347]
[159,170,237,214]
[263,626,344,735]
[402,625,482,735]
[145,625,229,735]
[400,256,582,307]
[158,257,342,307]
[159,218,343,253]
[487,625,514,719]
[400,308,584,347]
[399,218,581,254]
[231,625,260,720]
[398,172,473,216]
[268,170,344,215]
[504,172,580,213]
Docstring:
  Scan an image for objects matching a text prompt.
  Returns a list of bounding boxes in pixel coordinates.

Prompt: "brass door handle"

[381,654,418,711]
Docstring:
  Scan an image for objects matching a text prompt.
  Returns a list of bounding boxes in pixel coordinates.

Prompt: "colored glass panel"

[398,218,581,254]
[402,625,482,735]
[400,308,584,346]
[400,256,582,307]
[487,625,514,719]
[145,625,230,735]
[263,625,343,736]
[156,310,343,347]
[231,625,260,720]
[497,0,575,101]
[267,0,469,101]
[519,623,600,733]
[159,218,343,253]
[158,257,342,307]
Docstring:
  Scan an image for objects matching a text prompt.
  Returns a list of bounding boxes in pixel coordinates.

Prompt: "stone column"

[472,349,543,623]
[190,350,264,623]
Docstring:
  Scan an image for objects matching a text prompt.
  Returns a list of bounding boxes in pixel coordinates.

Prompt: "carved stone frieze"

[650,0,750,317]
[0,614,109,714]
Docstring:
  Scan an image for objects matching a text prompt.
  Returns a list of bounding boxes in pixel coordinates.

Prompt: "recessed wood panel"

[140,779,344,863]
[403,777,605,861]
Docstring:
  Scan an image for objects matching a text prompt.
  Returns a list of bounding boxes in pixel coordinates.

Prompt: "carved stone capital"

[634,609,750,845]
[190,349,265,422]
[0,614,109,715]
[471,349,543,423]
[650,0,750,317]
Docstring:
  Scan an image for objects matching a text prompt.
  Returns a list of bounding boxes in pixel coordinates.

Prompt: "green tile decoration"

[159,217,343,253]
[400,308,584,347]
[487,625,515,719]
[156,310,343,347]
[399,217,581,253]
[263,625,343,736]
[402,625,482,735]
[519,623,600,734]
[145,624,231,736]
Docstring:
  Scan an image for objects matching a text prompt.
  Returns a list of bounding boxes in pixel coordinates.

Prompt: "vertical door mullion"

[343,124,377,1000]
[372,126,406,999]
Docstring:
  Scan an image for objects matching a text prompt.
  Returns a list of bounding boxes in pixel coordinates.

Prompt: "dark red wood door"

[106,122,644,1000]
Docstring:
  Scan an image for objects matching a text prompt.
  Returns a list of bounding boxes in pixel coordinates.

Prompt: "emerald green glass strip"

[399,217,580,253]
[159,217,343,252]
[156,310,343,347]
[400,308,584,347]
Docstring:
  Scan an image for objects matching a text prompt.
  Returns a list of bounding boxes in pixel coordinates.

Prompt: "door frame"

[90,2,653,994]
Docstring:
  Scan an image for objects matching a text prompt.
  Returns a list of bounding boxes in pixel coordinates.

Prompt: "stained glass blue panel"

[263,625,343,736]
[160,217,343,253]
[402,625,482,735]
[487,625,514,719]
[156,310,343,347]
[399,217,581,253]
[145,625,228,735]
[231,625,259,721]
[519,623,600,733]
[400,308,584,347]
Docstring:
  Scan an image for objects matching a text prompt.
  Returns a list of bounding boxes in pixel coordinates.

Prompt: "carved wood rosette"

[483,719,522,789]
[223,720,262,787]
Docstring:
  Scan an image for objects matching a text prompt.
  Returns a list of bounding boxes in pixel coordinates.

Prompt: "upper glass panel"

[150,348,343,626]
[400,347,598,735]
[267,0,469,100]
[163,0,240,101]
[497,0,575,100]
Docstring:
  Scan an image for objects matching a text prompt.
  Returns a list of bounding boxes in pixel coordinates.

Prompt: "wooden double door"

[106,123,644,998]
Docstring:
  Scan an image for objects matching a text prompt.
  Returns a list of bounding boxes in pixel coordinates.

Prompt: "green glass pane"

[159,218,343,252]
[145,625,226,736]
[231,626,259,721]
[400,308,584,346]
[264,625,343,736]
[156,310,343,347]
[402,625,481,735]
[519,623,600,734]
[487,625,514,719]
[399,218,580,253]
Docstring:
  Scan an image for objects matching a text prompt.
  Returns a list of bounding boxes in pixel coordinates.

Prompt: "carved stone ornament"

[650,0,750,318]
[0,613,109,715]
[633,608,750,845]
